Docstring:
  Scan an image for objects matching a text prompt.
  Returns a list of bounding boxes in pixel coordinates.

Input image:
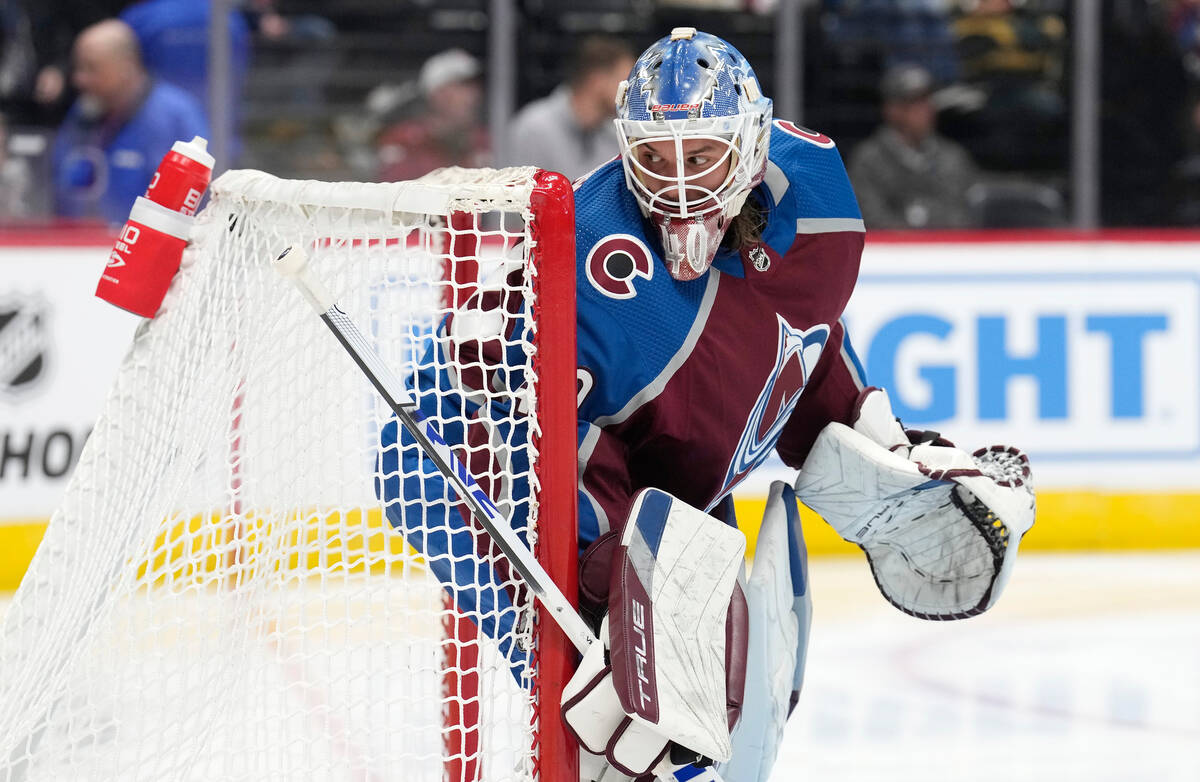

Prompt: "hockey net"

[0,168,579,782]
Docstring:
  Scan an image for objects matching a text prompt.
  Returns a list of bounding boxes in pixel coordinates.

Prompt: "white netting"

[0,168,559,782]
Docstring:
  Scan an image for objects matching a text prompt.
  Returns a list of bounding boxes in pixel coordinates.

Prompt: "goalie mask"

[615,27,773,280]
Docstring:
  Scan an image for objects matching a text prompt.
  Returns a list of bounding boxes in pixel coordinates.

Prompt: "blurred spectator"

[376,49,489,182]
[502,36,636,181]
[657,0,743,8]
[823,0,961,86]
[1169,0,1200,77]
[0,0,36,116]
[17,1,125,126]
[0,112,33,220]
[51,19,209,225]
[948,0,1066,170]
[118,0,251,114]
[244,0,336,44]
[1177,102,1200,223]
[1168,0,1200,222]
[243,0,338,112]
[847,63,979,229]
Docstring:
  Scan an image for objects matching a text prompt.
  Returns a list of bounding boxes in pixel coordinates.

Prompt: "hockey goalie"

[379,27,1035,782]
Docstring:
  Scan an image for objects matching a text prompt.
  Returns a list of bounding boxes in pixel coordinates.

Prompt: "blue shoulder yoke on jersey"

[756,121,863,255]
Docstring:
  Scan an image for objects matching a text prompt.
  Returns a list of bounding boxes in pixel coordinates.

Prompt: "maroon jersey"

[572,123,868,606]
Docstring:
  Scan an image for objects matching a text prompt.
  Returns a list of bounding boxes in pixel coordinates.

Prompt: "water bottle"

[95,136,214,317]
[94,197,195,318]
[144,135,214,215]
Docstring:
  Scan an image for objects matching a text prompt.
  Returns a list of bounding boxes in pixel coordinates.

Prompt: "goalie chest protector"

[573,122,866,540]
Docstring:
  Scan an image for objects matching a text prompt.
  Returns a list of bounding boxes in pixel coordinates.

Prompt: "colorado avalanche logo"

[716,315,829,504]
[585,234,654,299]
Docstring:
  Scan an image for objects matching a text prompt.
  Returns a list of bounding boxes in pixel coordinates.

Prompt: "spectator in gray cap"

[847,62,979,229]
[376,48,489,182]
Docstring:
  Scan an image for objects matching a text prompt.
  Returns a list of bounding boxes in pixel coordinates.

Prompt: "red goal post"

[441,170,581,782]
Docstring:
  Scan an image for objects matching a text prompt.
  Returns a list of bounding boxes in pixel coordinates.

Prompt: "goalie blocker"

[794,387,1035,620]
[561,489,748,780]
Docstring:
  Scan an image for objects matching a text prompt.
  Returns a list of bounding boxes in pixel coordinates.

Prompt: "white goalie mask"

[615,27,773,280]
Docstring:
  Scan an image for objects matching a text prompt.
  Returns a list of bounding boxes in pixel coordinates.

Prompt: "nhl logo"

[750,245,770,272]
[0,297,50,399]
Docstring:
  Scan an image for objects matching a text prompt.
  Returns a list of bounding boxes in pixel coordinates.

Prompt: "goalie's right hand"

[561,616,675,779]
[561,488,749,780]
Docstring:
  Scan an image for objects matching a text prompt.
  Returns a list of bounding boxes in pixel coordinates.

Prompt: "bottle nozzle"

[171,135,215,169]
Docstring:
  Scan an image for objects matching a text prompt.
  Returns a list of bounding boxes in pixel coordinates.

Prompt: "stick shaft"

[314,305,596,654]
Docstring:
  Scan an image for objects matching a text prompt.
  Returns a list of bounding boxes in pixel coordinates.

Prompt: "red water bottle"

[95,197,195,318]
[95,136,214,317]
[144,135,214,215]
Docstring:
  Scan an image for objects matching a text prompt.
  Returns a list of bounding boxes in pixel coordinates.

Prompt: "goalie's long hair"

[722,190,768,253]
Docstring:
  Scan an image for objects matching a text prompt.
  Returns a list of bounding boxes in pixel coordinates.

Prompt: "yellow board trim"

[0,509,411,592]
[736,490,1200,559]
[0,521,52,591]
[132,507,411,588]
[2,491,1198,590]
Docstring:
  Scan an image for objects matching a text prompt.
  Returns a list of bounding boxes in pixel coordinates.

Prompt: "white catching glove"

[561,488,747,780]
[794,387,1035,620]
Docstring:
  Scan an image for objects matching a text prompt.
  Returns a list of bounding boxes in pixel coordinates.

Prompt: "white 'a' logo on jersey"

[714,315,829,507]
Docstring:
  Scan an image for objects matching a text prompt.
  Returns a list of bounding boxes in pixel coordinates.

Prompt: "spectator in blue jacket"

[119,0,251,117]
[120,0,250,163]
[51,19,209,225]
